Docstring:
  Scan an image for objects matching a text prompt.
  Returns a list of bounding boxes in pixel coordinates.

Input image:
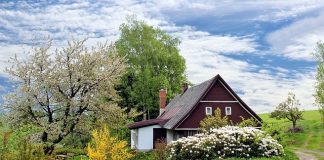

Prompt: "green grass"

[226,149,298,160]
[131,149,298,160]
[132,151,155,160]
[131,149,297,160]
[259,110,324,159]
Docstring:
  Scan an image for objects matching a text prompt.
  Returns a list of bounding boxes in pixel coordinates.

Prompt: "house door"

[153,128,166,149]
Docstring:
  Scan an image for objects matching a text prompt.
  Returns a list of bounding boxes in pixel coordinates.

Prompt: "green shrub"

[238,116,259,127]
[199,107,228,131]
[131,151,155,160]
[262,122,288,146]
[16,141,45,160]
[53,147,86,157]
[0,124,45,160]
[0,141,45,160]
[153,139,168,160]
[60,132,91,149]
[69,155,89,160]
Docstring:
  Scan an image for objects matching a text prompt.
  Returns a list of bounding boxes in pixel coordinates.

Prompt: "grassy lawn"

[259,110,324,159]
[132,149,298,160]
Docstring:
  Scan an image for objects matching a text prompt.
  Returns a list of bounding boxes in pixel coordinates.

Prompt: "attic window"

[205,107,212,115]
[225,107,232,115]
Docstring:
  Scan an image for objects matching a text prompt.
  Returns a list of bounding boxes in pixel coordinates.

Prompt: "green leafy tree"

[199,107,228,131]
[115,17,186,120]
[270,92,303,131]
[95,104,142,141]
[314,42,324,125]
[3,40,126,155]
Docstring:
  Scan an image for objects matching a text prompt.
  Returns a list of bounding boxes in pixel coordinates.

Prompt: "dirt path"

[301,149,324,157]
[294,150,318,160]
[298,130,324,159]
[302,132,313,148]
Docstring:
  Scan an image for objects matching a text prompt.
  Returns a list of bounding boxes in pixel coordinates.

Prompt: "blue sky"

[0,0,323,113]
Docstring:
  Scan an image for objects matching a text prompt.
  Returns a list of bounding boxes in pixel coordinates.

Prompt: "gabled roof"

[158,76,215,129]
[127,74,262,129]
[216,75,262,123]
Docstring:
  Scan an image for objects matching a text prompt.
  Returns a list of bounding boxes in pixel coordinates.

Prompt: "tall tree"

[3,40,126,155]
[270,92,303,131]
[314,42,324,125]
[115,18,186,120]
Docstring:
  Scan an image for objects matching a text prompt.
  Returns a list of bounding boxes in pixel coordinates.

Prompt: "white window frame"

[205,107,212,115]
[225,107,232,115]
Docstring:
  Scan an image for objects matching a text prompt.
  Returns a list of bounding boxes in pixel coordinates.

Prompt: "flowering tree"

[3,40,126,155]
[270,92,303,131]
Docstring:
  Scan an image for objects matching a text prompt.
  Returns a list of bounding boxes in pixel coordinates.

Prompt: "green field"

[259,110,324,159]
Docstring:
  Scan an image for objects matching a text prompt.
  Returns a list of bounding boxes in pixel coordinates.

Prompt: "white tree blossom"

[3,39,126,154]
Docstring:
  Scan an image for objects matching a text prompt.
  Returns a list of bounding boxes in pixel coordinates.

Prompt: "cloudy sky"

[0,0,323,113]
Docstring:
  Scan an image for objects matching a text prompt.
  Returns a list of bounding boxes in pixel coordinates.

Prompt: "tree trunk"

[148,108,150,120]
[292,120,296,131]
[143,112,147,120]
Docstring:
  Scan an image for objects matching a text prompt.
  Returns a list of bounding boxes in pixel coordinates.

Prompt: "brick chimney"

[159,89,166,115]
[182,83,188,93]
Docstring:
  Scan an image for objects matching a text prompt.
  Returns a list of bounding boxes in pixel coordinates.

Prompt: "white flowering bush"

[167,126,284,159]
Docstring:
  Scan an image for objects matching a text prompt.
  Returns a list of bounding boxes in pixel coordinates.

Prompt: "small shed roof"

[128,118,168,129]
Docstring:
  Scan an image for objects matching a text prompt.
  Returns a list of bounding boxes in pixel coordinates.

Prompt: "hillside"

[259,110,324,159]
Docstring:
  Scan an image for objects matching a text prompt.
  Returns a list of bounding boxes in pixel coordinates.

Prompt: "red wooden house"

[128,74,262,150]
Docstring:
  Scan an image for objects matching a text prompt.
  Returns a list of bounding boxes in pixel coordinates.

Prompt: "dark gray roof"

[158,76,215,129]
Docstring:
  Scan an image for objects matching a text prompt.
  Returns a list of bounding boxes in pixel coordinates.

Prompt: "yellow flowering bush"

[87,126,134,160]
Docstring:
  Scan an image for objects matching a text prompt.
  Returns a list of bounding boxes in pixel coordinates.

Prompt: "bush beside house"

[167,126,284,160]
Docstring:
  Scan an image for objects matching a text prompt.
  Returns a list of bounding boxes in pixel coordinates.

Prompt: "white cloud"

[0,0,319,113]
[156,0,324,22]
[267,13,324,60]
[176,29,257,54]
[0,44,31,73]
[253,1,321,22]
[179,33,316,113]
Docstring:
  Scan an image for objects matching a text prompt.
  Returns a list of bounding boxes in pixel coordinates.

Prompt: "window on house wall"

[225,107,232,115]
[174,130,198,140]
[175,130,185,140]
[205,107,212,115]
[187,130,197,136]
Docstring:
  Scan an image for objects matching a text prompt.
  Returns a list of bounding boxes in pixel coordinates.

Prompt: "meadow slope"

[259,110,324,159]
